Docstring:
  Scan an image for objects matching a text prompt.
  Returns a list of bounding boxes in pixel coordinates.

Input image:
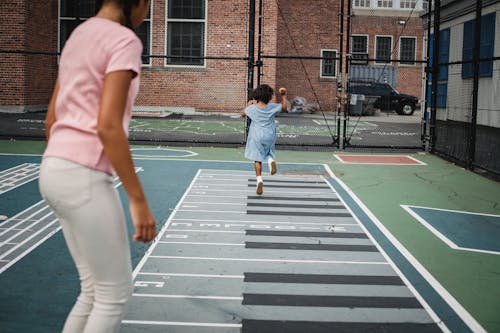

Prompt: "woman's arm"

[45,80,60,141]
[97,70,157,243]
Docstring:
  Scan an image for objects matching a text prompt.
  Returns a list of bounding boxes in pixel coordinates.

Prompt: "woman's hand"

[129,198,157,243]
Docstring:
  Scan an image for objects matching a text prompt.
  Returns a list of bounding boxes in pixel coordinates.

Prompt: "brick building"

[350,0,427,97]
[0,0,425,114]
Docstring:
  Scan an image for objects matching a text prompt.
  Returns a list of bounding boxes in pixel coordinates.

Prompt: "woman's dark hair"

[95,0,141,29]
[252,84,274,104]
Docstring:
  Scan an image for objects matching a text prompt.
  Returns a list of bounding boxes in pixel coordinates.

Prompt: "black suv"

[348,81,419,115]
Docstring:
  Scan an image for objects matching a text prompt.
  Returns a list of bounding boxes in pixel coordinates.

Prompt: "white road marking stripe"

[137,272,244,279]
[158,241,243,246]
[166,229,245,234]
[150,255,388,265]
[121,320,242,328]
[132,293,243,300]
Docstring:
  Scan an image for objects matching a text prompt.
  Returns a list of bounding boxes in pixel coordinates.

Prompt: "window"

[400,37,416,65]
[320,50,337,78]
[426,29,450,108]
[354,0,371,7]
[166,0,206,66]
[59,0,95,51]
[59,0,151,65]
[462,12,496,79]
[351,35,368,65]
[400,0,417,9]
[375,36,392,63]
[377,0,393,8]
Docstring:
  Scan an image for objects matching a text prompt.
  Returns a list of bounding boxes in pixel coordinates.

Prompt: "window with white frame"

[59,0,151,65]
[320,50,337,78]
[375,36,392,63]
[166,0,206,66]
[400,0,417,9]
[399,37,416,65]
[377,0,393,8]
[353,0,371,7]
[351,35,368,65]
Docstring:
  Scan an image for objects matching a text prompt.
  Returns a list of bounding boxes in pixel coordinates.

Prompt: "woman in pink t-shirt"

[38,1,155,332]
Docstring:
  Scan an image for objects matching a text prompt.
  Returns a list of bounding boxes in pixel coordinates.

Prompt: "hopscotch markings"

[0,163,40,195]
[0,168,142,274]
[124,169,403,331]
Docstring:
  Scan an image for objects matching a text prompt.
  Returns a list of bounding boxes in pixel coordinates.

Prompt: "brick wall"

[0,0,58,110]
[0,1,424,112]
[274,0,345,112]
[137,0,257,112]
[351,14,424,98]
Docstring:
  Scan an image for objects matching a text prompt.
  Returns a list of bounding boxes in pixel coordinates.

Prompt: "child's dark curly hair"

[252,84,274,104]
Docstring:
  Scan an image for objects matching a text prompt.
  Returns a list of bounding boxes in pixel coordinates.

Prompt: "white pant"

[39,157,133,333]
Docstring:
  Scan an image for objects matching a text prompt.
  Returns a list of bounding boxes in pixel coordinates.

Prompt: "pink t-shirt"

[44,17,142,175]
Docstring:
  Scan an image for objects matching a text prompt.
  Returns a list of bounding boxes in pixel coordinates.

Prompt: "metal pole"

[257,0,263,86]
[429,0,440,153]
[468,0,482,169]
[246,0,256,138]
[338,0,345,149]
[422,0,433,151]
[247,0,256,100]
[343,0,352,148]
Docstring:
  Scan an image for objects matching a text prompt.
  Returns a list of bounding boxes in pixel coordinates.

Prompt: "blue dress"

[244,103,282,162]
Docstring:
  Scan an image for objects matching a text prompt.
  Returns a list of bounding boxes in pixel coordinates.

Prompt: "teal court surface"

[0,142,499,333]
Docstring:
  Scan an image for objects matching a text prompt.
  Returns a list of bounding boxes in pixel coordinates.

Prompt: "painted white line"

[183,202,246,206]
[166,229,245,234]
[121,320,242,328]
[403,204,500,218]
[132,169,203,279]
[131,147,198,158]
[178,209,245,214]
[149,255,388,265]
[158,241,244,246]
[0,221,61,274]
[401,205,500,256]
[322,164,483,333]
[172,218,356,226]
[189,189,331,194]
[137,272,244,279]
[0,210,54,246]
[132,293,243,301]
[0,218,58,261]
[0,201,48,237]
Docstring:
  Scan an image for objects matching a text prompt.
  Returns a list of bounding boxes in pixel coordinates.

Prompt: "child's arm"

[278,88,288,112]
[242,99,254,117]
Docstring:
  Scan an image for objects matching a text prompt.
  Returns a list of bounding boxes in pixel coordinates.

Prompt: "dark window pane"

[352,36,367,53]
[376,37,391,63]
[400,38,415,65]
[60,19,80,50]
[136,22,151,64]
[61,0,95,18]
[322,51,336,77]
[167,22,204,65]
[168,0,205,19]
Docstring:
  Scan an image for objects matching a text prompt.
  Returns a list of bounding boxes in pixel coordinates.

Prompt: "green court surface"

[0,139,499,333]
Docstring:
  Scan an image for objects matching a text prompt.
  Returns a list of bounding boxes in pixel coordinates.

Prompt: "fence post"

[468,0,482,170]
[246,0,256,139]
[429,0,440,153]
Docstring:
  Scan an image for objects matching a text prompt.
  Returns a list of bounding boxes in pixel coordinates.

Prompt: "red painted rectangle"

[335,155,424,165]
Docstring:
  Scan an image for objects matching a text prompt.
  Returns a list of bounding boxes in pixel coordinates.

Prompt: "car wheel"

[397,102,415,115]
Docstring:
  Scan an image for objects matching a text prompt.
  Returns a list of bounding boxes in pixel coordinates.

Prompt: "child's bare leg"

[254,161,262,177]
[254,161,263,195]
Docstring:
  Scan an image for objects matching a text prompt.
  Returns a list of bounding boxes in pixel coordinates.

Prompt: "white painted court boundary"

[322,164,485,333]
[401,205,500,256]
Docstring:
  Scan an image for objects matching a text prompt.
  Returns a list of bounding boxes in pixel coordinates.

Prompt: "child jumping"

[242,84,288,195]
